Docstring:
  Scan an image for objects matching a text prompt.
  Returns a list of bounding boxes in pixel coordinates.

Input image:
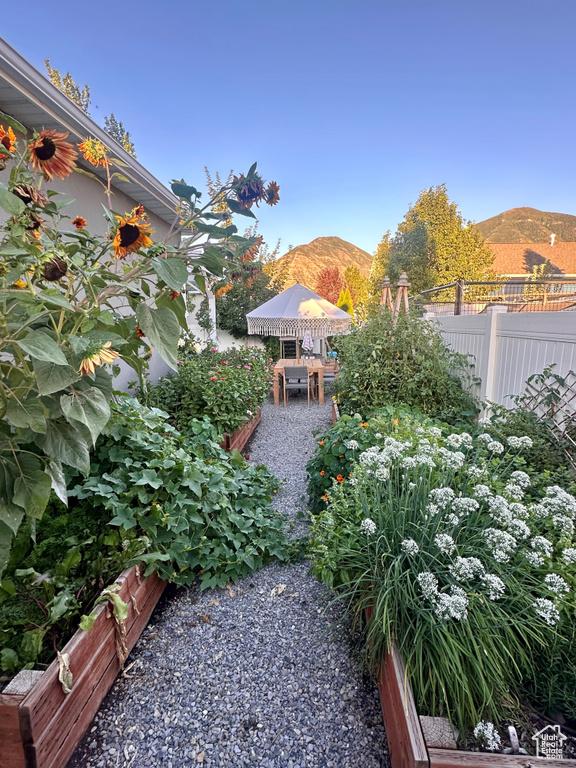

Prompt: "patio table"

[273,358,324,406]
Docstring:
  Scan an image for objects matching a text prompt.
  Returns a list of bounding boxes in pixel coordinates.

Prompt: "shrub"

[309,415,576,735]
[142,347,273,436]
[333,310,478,425]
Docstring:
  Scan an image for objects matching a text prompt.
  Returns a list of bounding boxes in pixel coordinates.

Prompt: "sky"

[3,0,576,256]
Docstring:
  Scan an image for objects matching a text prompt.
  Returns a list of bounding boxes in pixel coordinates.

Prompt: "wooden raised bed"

[378,643,574,768]
[220,406,261,452]
[0,565,165,768]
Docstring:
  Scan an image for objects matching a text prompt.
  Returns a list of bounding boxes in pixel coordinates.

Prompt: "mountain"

[267,236,373,290]
[477,207,576,243]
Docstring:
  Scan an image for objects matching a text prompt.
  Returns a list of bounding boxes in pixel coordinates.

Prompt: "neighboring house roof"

[0,36,178,224]
[490,242,576,276]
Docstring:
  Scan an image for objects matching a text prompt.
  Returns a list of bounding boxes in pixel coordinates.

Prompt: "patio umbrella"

[246,282,352,360]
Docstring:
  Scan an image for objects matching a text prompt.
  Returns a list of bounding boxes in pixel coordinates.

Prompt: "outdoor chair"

[283,366,315,407]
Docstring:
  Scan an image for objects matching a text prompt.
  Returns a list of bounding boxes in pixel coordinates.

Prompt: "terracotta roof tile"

[489,242,576,276]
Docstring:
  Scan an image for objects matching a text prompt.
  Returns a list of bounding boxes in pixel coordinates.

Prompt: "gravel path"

[68,397,389,768]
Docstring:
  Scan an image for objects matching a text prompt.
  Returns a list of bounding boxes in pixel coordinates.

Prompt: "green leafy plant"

[0,110,279,576]
[141,347,273,436]
[310,414,576,735]
[333,309,479,424]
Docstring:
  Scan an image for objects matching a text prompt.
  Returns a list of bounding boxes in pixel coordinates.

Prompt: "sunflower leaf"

[151,257,188,292]
[0,110,26,135]
[0,182,25,216]
[18,330,68,365]
[60,387,110,446]
[135,304,179,370]
[226,198,256,218]
[171,181,200,202]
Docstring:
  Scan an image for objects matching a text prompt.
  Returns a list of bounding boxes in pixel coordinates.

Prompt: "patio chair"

[283,366,315,407]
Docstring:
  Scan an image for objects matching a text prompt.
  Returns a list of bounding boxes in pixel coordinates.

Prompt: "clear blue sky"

[3,0,576,255]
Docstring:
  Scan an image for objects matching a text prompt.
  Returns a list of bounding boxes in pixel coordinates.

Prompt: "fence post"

[454,280,464,315]
[483,305,507,405]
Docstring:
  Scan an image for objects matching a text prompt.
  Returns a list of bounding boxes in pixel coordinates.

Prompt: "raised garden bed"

[0,565,165,768]
[378,643,575,768]
[219,406,261,452]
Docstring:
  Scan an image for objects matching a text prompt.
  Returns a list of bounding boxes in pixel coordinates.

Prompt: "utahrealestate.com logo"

[532,724,568,759]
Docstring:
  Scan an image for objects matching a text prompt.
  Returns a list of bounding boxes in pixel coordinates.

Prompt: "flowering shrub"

[309,415,576,734]
[142,347,273,436]
[306,405,436,514]
[332,310,479,425]
[0,108,279,575]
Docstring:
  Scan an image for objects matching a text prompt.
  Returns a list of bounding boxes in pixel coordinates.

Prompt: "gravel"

[67,395,389,768]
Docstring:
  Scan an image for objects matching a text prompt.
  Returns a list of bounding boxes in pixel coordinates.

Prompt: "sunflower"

[42,257,67,281]
[264,181,280,206]
[0,125,16,154]
[233,173,265,210]
[72,216,87,230]
[79,341,120,376]
[28,130,78,181]
[78,138,108,168]
[12,185,48,207]
[112,213,154,259]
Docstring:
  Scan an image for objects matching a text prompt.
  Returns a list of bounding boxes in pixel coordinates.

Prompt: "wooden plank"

[17,567,165,768]
[0,695,26,768]
[429,747,574,768]
[31,574,166,768]
[378,647,429,768]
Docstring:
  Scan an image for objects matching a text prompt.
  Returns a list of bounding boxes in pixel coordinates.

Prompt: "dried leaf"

[270,584,287,597]
[226,583,235,598]
[207,598,219,607]
[199,614,211,624]
[57,651,73,694]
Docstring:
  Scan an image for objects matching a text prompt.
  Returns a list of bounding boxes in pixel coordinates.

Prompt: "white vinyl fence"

[429,307,576,407]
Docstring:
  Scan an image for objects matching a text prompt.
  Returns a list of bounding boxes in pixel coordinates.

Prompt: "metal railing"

[417,278,576,315]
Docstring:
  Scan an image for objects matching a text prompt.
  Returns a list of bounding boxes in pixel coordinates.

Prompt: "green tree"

[103,113,136,158]
[45,60,90,113]
[369,230,391,298]
[386,185,497,294]
[344,265,370,321]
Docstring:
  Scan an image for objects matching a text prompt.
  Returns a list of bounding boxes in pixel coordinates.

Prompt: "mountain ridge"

[477,207,576,243]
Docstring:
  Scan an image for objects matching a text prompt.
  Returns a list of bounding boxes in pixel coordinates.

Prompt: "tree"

[344,265,371,322]
[370,230,391,298]
[103,113,136,158]
[314,266,343,304]
[45,60,90,113]
[337,286,354,316]
[386,185,497,294]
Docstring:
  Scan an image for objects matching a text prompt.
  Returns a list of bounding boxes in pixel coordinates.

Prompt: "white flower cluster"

[360,518,377,535]
[449,556,485,581]
[467,466,486,479]
[434,533,456,555]
[484,528,517,562]
[346,439,359,450]
[445,432,472,449]
[473,721,501,752]
[429,486,455,508]
[452,497,480,516]
[508,518,531,539]
[507,435,533,450]
[473,484,492,500]
[487,440,504,454]
[482,574,506,600]
[563,547,576,565]
[477,433,493,444]
[526,535,553,566]
[401,538,419,555]
[417,571,439,600]
[437,448,466,471]
[504,483,524,500]
[544,573,570,594]
[533,597,560,626]
[435,585,469,621]
[428,426,442,438]
[510,470,531,488]
[552,514,575,538]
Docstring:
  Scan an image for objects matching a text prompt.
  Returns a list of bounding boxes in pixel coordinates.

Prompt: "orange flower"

[79,341,120,375]
[28,130,77,180]
[136,325,146,339]
[0,124,16,154]
[72,216,87,230]
[264,181,280,206]
[321,494,329,501]
[113,213,154,259]
[318,441,324,446]
[78,138,108,167]
[336,474,344,483]
[170,291,180,300]
[214,284,233,298]
[319,471,325,476]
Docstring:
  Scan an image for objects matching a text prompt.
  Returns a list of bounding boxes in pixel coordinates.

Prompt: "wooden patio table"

[273,358,325,406]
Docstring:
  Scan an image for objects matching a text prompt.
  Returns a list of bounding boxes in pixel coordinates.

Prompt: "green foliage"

[141,347,272,436]
[336,286,354,316]
[309,414,576,734]
[369,231,391,299]
[103,113,136,158]
[0,121,279,577]
[384,185,498,294]
[215,270,277,339]
[333,310,479,424]
[306,406,434,514]
[344,265,372,322]
[73,398,290,589]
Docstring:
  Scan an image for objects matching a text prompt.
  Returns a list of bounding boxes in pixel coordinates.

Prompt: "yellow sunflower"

[28,130,78,181]
[113,213,154,259]
[0,125,16,154]
[78,138,108,168]
[79,341,120,376]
